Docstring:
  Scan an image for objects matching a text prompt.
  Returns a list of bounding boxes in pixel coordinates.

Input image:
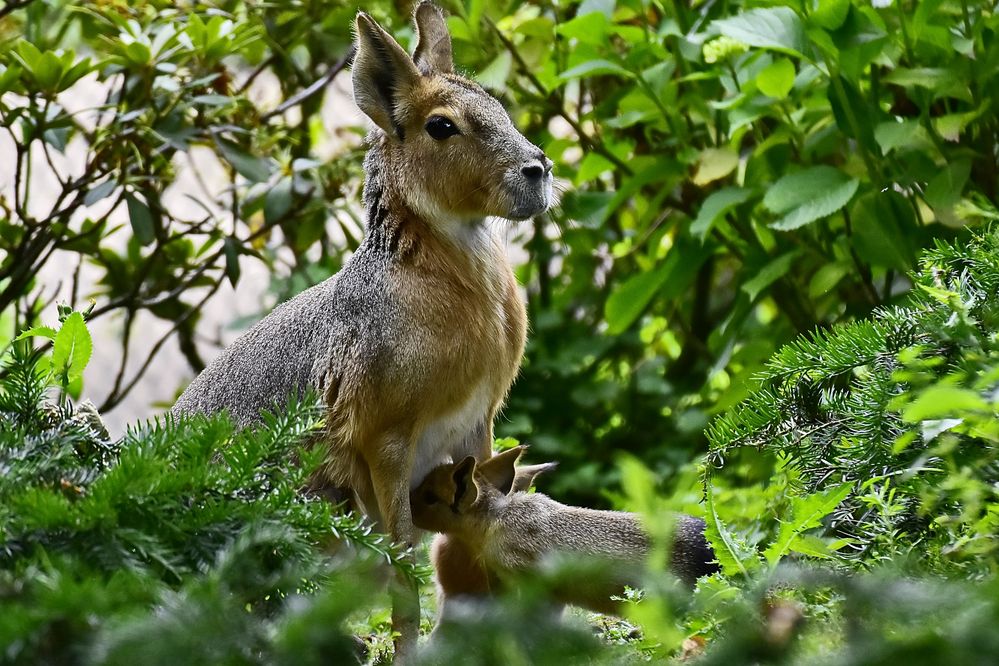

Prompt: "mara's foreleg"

[367,435,420,664]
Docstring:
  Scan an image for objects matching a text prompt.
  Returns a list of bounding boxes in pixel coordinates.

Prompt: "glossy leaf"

[713,8,807,57]
[764,166,859,230]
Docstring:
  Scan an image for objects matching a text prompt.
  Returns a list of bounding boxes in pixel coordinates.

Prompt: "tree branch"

[261,45,356,122]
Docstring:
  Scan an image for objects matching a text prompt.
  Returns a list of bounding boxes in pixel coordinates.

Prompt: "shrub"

[0,323,419,664]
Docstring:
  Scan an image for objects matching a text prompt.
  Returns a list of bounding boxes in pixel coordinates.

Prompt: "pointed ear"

[477,446,526,495]
[451,456,479,512]
[413,2,453,75]
[352,12,421,139]
[511,462,558,493]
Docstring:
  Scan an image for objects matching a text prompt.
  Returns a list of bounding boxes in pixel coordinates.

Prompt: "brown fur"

[173,4,552,660]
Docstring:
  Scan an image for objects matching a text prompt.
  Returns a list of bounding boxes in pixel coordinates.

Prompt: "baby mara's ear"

[450,455,479,512]
[412,457,479,519]
[476,445,526,495]
[511,461,558,493]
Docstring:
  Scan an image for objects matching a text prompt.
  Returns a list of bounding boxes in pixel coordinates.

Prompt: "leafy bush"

[0,320,419,664]
[705,227,999,575]
[452,0,999,502]
[0,0,376,411]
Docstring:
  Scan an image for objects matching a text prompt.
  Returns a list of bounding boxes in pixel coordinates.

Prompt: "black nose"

[521,162,545,180]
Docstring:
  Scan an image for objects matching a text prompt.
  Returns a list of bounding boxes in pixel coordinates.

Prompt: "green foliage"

[466,0,999,503]
[0,328,421,664]
[705,227,999,570]
[0,0,382,411]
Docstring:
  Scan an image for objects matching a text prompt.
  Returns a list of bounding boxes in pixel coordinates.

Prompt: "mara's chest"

[392,237,526,396]
[389,231,526,478]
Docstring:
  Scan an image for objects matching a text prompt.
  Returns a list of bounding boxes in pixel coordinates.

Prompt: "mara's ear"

[352,12,421,139]
[511,462,558,493]
[477,446,526,495]
[451,456,479,512]
[412,2,453,75]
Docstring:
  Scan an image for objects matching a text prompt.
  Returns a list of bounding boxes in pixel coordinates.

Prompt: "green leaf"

[925,160,971,226]
[809,262,849,298]
[828,75,877,151]
[811,0,850,30]
[763,482,851,566]
[476,51,512,89]
[902,385,989,422]
[575,153,615,184]
[223,237,241,287]
[14,325,57,341]
[43,127,70,152]
[764,166,859,230]
[692,147,739,186]
[51,312,93,384]
[125,194,156,246]
[84,179,117,206]
[556,12,609,45]
[33,51,63,92]
[264,177,293,223]
[218,141,272,183]
[0,63,23,94]
[561,191,615,228]
[712,8,807,58]
[851,191,917,271]
[13,41,43,71]
[605,269,666,335]
[559,59,632,81]
[704,483,758,577]
[691,187,753,240]
[875,120,932,154]
[741,250,801,301]
[934,105,988,142]
[925,161,971,209]
[788,534,850,559]
[883,67,971,101]
[604,239,712,334]
[756,58,795,99]
[124,41,152,66]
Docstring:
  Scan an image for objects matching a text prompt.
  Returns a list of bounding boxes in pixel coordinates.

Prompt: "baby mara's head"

[410,446,554,538]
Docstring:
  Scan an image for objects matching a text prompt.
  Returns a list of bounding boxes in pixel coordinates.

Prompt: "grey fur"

[171,145,400,430]
[483,492,718,586]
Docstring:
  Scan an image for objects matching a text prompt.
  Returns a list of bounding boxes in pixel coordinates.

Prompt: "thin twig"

[99,277,225,412]
[261,45,356,122]
[0,0,34,20]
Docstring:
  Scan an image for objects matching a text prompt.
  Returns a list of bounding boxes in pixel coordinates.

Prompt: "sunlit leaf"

[50,312,92,384]
[692,147,739,186]
[756,58,795,99]
[712,8,807,57]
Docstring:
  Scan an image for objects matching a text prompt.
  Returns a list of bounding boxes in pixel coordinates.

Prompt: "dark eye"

[425,116,460,141]
[422,490,439,506]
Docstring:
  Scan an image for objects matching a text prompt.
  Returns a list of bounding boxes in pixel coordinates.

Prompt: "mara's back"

[171,275,339,428]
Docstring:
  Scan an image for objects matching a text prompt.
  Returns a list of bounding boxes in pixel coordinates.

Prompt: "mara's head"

[352,3,553,224]
[411,446,556,534]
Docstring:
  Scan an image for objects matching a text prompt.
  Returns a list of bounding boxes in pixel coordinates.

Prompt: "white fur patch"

[410,381,495,489]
